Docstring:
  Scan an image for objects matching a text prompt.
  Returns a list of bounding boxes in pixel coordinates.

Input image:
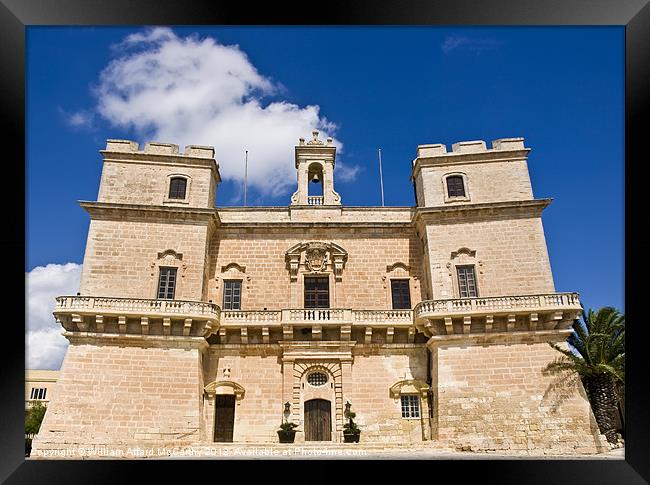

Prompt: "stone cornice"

[278,340,356,362]
[216,206,414,227]
[412,199,551,226]
[77,199,548,228]
[220,222,413,229]
[62,331,209,350]
[79,201,221,225]
[410,148,530,181]
[426,329,572,349]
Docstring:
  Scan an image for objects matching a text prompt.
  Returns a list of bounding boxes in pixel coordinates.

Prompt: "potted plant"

[343,403,361,443]
[277,420,299,443]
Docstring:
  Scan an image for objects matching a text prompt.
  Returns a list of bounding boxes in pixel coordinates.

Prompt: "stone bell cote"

[290,130,341,206]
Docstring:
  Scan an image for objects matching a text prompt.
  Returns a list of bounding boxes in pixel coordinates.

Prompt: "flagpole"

[244,150,248,207]
[378,148,385,207]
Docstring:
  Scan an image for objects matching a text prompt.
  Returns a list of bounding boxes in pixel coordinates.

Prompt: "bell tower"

[290,130,341,206]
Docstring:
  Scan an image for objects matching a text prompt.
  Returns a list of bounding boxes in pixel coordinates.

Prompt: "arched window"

[169,177,187,199]
[446,175,465,197]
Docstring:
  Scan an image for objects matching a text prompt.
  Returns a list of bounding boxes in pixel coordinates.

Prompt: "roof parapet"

[492,137,525,150]
[104,139,215,159]
[415,137,528,159]
[451,140,487,154]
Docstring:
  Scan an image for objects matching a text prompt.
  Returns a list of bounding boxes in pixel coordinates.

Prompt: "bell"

[310,172,320,183]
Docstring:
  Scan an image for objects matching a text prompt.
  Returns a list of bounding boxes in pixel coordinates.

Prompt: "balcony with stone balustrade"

[218,308,416,344]
[413,292,582,337]
[54,295,221,338]
[53,295,417,343]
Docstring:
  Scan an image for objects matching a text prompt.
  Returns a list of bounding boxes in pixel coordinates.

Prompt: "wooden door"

[214,395,235,442]
[304,399,331,441]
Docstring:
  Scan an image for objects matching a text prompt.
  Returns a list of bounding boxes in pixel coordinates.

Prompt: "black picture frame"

[3,0,647,482]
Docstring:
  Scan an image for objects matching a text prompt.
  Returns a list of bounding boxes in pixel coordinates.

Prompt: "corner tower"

[290,130,341,206]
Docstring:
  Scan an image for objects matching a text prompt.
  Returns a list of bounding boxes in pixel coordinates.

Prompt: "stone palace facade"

[32,131,609,456]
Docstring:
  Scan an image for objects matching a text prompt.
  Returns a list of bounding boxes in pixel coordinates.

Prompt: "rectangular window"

[446,176,466,197]
[169,177,187,199]
[400,395,420,418]
[223,280,242,310]
[157,267,177,299]
[30,388,46,400]
[391,279,411,309]
[457,265,478,298]
[304,277,329,308]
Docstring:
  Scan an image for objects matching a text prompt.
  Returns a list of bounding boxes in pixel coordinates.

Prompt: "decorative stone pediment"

[157,249,183,261]
[447,247,483,276]
[386,262,410,273]
[389,379,430,399]
[451,247,476,260]
[217,262,251,290]
[204,380,246,400]
[221,262,246,273]
[150,249,187,289]
[285,241,348,281]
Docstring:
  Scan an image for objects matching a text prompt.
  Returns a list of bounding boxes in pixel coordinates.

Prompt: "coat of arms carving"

[305,243,328,272]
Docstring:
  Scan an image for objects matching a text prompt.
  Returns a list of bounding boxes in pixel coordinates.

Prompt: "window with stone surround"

[446,175,465,197]
[391,279,411,309]
[157,267,177,299]
[307,372,328,387]
[457,265,478,298]
[30,387,47,400]
[168,177,187,199]
[400,395,420,419]
[304,276,329,308]
[223,280,242,310]
[442,173,471,202]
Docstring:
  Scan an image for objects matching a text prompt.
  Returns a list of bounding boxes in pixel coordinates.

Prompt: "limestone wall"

[346,346,429,444]
[98,161,217,208]
[207,227,424,310]
[415,159,533,207]
[204,347,284,442]
[79,218,211,300]
[431,339,609,454]
[424,216,555,299]
[31,339,205,456]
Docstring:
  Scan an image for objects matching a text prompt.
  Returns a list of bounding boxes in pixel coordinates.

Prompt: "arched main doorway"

[304,399,332,441]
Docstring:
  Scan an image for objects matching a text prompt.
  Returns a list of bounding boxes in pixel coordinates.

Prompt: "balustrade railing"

[283,308,348,322]
[221,310,282,323]
[307,196,324,206]
[55,296,220,318]
[56,296,422,326]
[352,309,412,322]
[414,293,581,318]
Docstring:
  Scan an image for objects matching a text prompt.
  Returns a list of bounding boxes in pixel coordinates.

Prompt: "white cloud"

[26,327,69,370]
[26,263,82,370]
[59,107,94,128]
[83,27,357,197]
[335,162,362,183]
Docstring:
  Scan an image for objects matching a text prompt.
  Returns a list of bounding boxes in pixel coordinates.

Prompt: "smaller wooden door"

[214,395,236,442]
[304,399,332,441]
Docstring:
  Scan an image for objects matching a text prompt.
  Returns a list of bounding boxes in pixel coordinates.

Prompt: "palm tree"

[544,306,625,444]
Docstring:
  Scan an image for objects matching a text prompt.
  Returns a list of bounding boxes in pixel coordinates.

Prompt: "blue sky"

[26,26,623,367]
